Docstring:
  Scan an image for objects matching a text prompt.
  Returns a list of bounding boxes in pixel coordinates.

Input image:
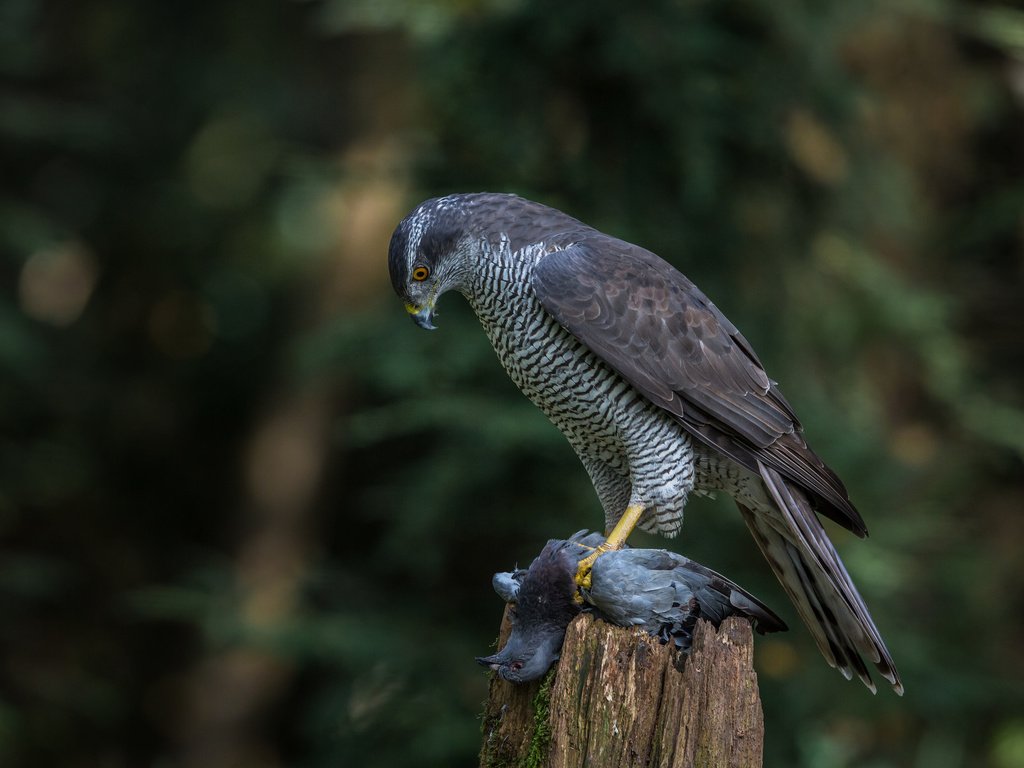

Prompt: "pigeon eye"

[411,265,430,281]
[510,660,523,671]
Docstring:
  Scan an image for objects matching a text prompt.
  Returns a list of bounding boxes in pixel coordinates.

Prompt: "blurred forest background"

[2,0,1024,766]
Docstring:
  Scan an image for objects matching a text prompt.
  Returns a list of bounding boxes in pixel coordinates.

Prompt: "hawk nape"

[388,192,902,694]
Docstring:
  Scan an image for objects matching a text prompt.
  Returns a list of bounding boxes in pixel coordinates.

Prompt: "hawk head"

[387,196,473,330]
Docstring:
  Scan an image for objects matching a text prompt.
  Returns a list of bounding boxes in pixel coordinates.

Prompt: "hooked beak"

[405,303,436,330]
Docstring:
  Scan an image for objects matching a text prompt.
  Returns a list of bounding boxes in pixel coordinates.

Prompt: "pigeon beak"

[405,302,436,330]
[475,654,502,671]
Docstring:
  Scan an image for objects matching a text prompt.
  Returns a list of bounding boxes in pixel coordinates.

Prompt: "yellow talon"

[573,546,606,593]
[572,503,646,602]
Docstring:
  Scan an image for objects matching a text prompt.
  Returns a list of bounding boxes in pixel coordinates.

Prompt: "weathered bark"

[479,610,764,768]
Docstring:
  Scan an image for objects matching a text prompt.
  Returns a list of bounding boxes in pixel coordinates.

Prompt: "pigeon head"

[476,540,582,683]
[475,624,565,684]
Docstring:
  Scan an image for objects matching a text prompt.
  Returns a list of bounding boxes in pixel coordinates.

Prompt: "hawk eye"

[411,265,430,281]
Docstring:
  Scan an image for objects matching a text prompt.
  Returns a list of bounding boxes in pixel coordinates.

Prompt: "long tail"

[738,461,903,695]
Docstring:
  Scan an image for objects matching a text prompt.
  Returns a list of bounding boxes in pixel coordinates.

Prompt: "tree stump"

[479,610,764,768]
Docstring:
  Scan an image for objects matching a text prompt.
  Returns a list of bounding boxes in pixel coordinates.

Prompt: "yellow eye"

[411,265,430,281]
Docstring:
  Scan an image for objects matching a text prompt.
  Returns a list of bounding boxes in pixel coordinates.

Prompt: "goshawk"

[388,192,902,694]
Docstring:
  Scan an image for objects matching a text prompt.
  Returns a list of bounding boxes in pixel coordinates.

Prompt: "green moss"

[523,669,556,768]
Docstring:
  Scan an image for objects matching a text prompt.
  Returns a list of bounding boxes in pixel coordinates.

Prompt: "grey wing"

[531,238,866,536]
[586,550,683,630]
[492,570,525,603]
[588,549,787,636]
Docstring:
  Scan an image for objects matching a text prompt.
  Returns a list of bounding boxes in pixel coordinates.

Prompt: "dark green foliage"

[2,0,1023,766]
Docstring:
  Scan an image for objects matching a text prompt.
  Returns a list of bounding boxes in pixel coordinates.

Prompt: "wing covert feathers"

[532,240,867,536]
